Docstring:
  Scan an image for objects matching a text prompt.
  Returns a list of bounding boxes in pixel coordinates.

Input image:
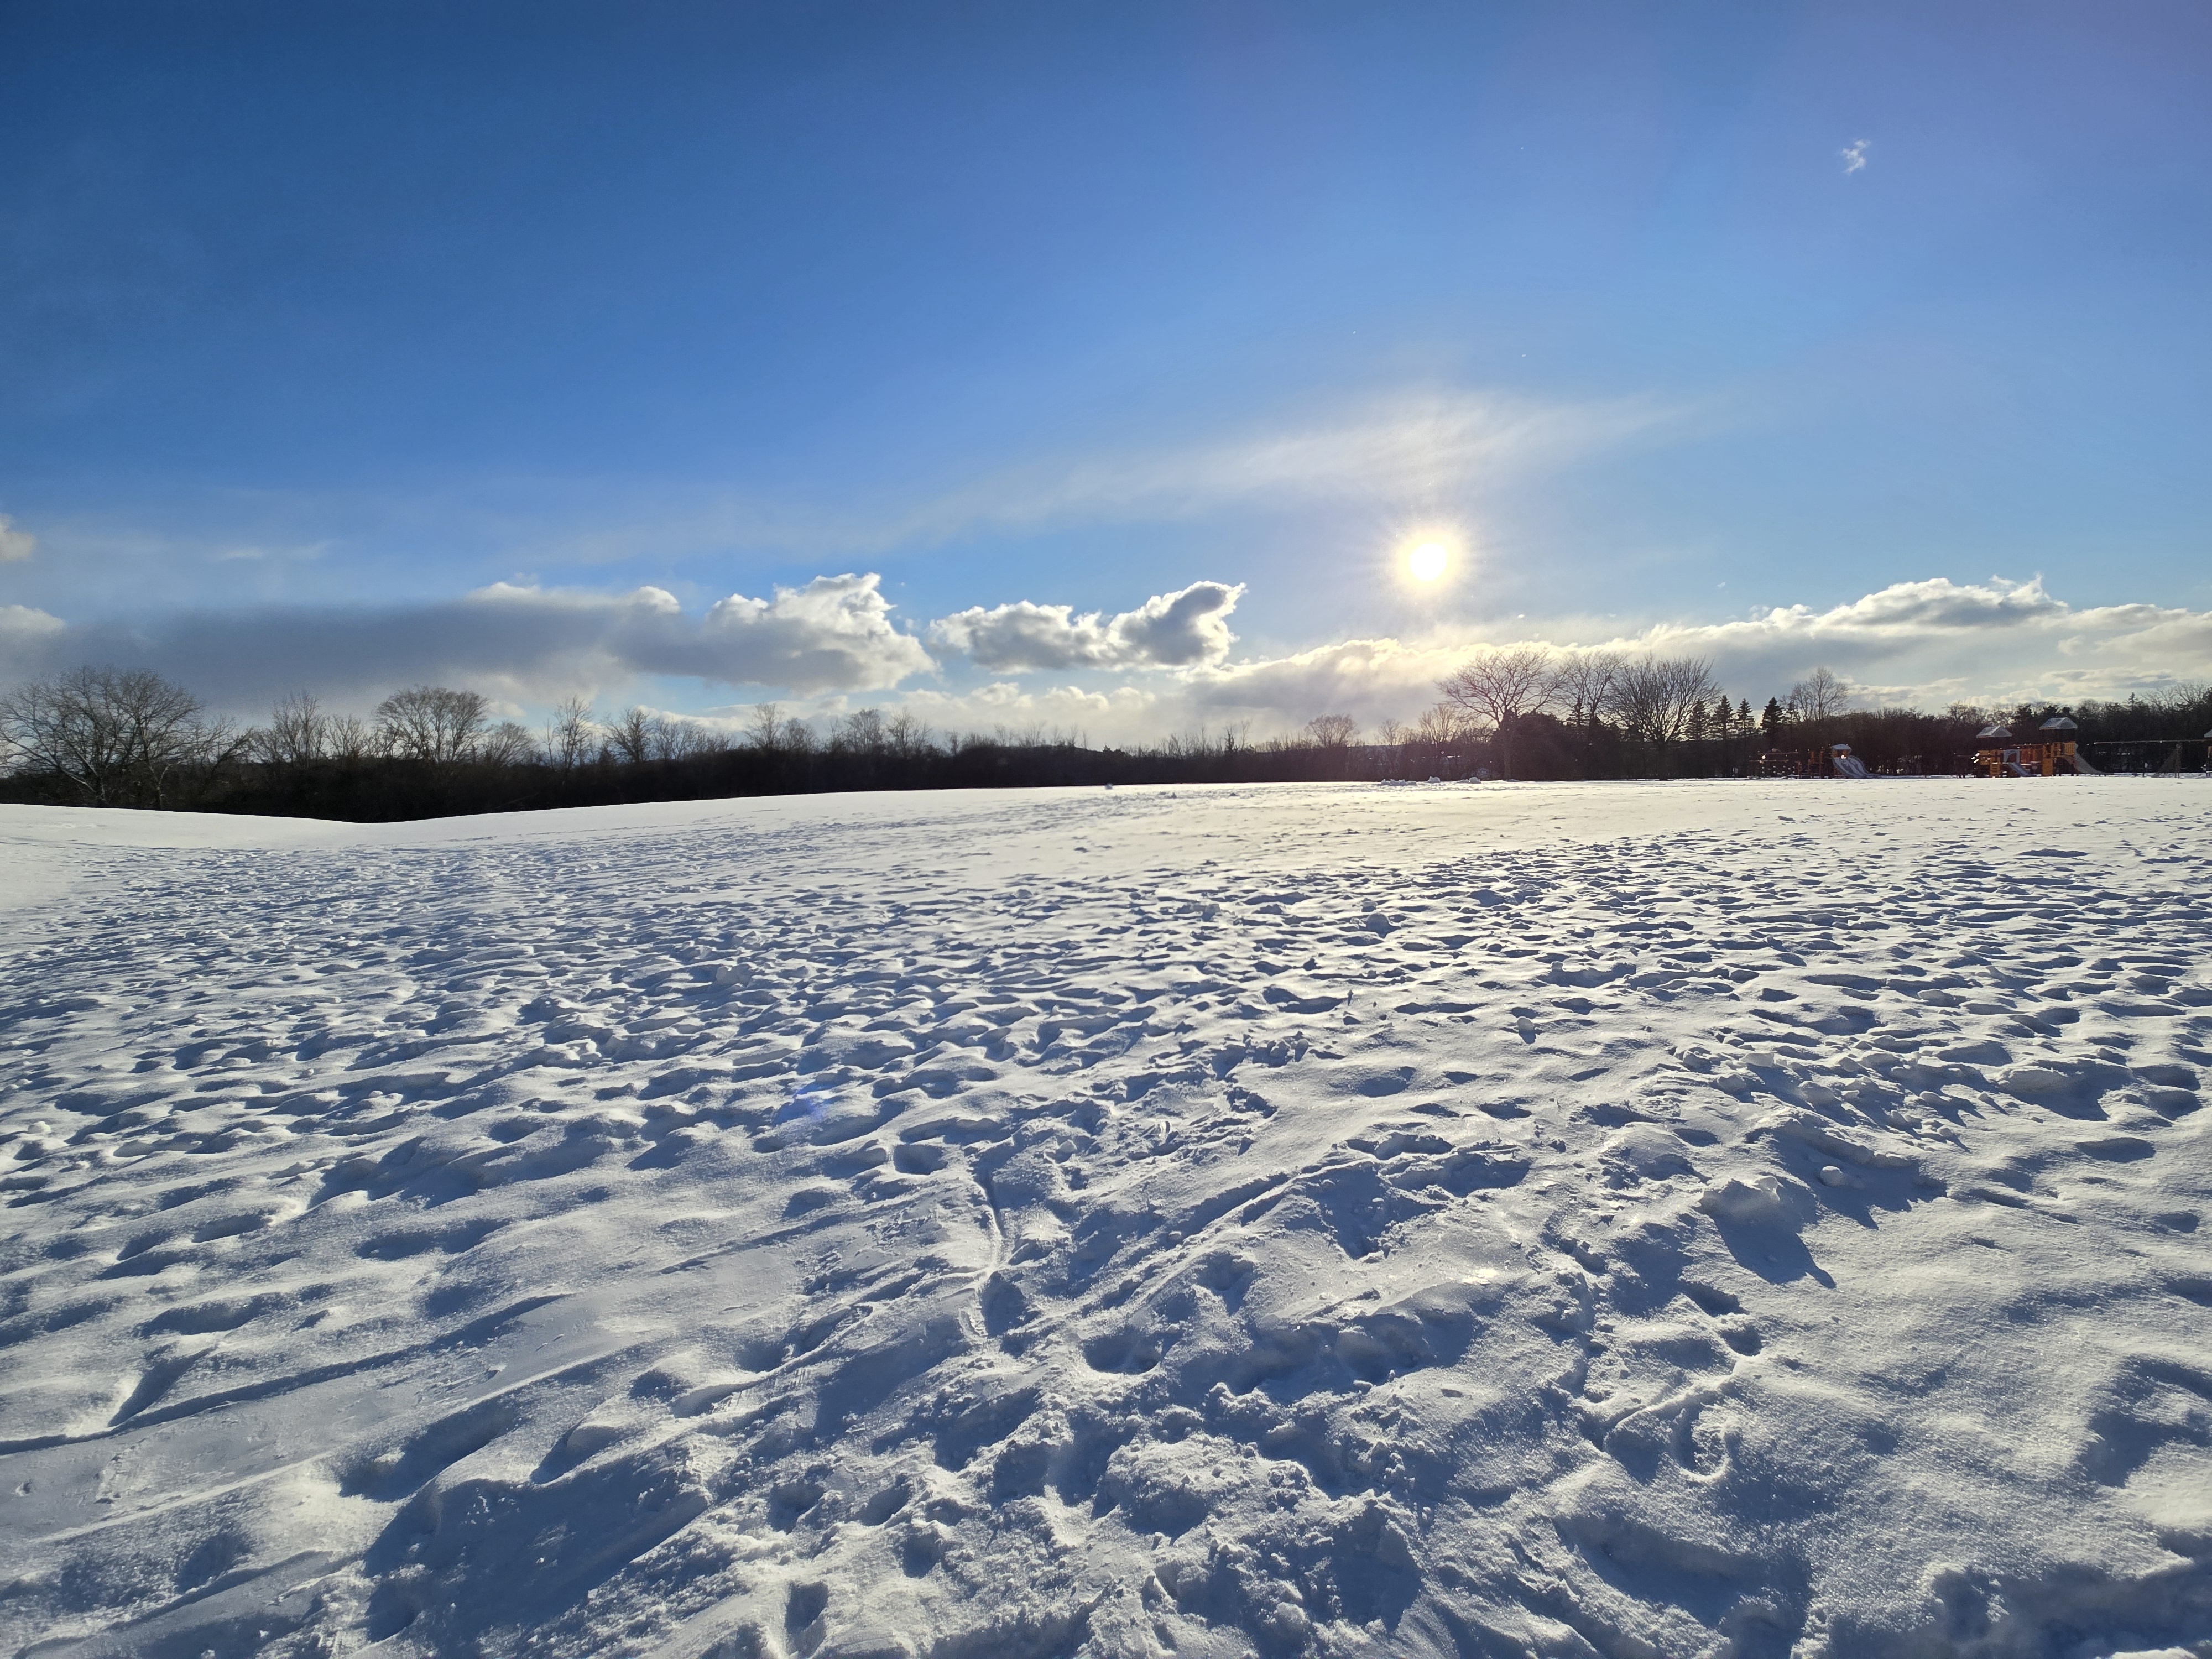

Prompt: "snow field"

[0,780,2207,1659]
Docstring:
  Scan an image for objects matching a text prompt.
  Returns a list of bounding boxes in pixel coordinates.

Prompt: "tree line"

[1416,651,2210,780]
[1,660,2206,820]
[0,670,1374,818]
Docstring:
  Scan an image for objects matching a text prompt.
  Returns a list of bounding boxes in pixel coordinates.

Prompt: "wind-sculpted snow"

[0,781,2207,1659]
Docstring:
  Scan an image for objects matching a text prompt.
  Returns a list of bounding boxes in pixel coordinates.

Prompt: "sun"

[1406,540,1450,582]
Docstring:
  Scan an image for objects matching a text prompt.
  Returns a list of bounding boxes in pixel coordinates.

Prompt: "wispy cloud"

[1841,138,1871,175]
[214,541,330,564]
[477,387,1688,567]
[885,390,1681,545]
[0,386,1692,585]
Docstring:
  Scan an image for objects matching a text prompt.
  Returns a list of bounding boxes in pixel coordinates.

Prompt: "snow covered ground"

[2,779,2208,1659]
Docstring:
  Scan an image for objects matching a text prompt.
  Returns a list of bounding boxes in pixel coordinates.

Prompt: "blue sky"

[3,1,2208,735]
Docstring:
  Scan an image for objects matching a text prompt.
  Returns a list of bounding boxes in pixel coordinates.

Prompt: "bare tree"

[375,686,491,764]
[746,702,784,752]
[1786,666,1851,731]
[1411,702,1473,776]
[1612,655,1719,773]
[1303,713,1359,749]
[833,708,888,754]
[1439,645,1559,780]
[479,720,537,766]
[1552,651,1623,723]
[546,697,597,769]
[644,714,725,760]
[884,710,933,758]
[0,666,235,807]
[607,706,655,765]
[1157,724,1210,760]
[326,713,378,765]
[255,692,329,766]
[1374,717,1411,778]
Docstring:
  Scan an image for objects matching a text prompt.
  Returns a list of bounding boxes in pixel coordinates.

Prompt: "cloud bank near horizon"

[1,573,2204,738]
[1141,576,2208,738]
[0,575,933,709]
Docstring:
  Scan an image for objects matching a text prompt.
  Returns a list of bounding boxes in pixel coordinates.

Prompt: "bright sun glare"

[1407,541,1450,582]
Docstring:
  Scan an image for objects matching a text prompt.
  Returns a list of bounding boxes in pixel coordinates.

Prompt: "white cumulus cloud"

[457,572,937,695]
[0,515,35,563]
[930,580,1244,672]
[0,603,67,643]
[1841,139,1871,174]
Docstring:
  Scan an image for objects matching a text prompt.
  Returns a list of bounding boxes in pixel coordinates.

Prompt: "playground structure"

[1748,716,2208,781]
[1974,717,2096,778]
[1752,742,1900,779]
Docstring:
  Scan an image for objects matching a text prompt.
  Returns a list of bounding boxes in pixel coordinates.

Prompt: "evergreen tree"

[1761,697,1784,740]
